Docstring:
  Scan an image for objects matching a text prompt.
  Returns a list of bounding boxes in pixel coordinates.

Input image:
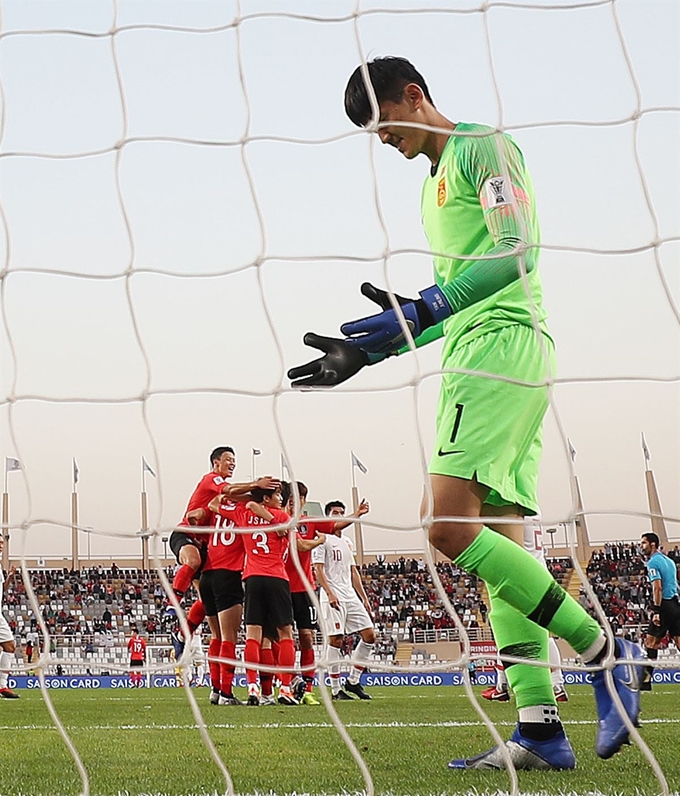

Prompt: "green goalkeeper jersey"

[418,122,550,359]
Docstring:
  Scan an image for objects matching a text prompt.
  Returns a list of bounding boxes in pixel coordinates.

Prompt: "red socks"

[260,646,275,696]
[244,639,261,686]
[172,564,195,595]
[219,641,236,696]
[300,647,315,688]
[186,600,205,633]
[278,639,295,687]
[208,638,221,691]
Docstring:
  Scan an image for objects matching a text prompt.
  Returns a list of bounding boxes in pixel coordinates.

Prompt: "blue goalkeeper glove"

[341,282,452,356]
[288,332,386,388]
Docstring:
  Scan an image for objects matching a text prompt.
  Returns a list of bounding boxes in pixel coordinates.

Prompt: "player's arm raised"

[221,476,280,498]
[333,499,369,533]
[296,534,326,552]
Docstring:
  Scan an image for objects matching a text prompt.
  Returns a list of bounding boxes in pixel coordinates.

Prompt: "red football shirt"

[128,636,146,661]
[285,519,325,593]
[178,471,227,541]
[203,500,245,572]
[240,507,291,581]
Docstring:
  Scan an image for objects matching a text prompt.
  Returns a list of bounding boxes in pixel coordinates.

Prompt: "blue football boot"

[448,725,576,770]
[592,638,644,759]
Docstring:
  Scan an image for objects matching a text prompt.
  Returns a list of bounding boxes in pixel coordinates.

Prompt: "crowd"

[4,541,677,663]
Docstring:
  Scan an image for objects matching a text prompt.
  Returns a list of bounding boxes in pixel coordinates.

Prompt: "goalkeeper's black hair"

[210,446,234,466]
[344,56,435,128]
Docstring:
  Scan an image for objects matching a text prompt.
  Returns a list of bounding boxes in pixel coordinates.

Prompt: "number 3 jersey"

[236,506,291,581]
[311,533,357,602]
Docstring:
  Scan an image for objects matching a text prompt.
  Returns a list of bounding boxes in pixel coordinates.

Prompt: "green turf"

[0,686,678,795]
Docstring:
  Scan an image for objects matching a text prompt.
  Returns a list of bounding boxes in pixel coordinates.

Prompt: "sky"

[0,0,678,562]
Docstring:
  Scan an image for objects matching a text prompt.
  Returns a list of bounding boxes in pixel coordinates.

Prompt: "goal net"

[0,1,678,795]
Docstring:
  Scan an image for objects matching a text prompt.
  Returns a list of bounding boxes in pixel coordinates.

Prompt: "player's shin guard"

[326,645,342,695]
[172,564,196,596]
[300,647,315,689]
[548,637,565,689]
[186,600,206,633]
[348,641,374,686]
[208,638,222,691]
[488,592,554,710]
[260,647,275,696]
[278,639,296,687]
[244,639,261,686]
[456,527,603,656]
[219,641,236,696]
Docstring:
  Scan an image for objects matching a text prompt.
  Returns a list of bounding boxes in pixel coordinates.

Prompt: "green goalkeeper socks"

[487,591,555,709]
[457,526,601,655]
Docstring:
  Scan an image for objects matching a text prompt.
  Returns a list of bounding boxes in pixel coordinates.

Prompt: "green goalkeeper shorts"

[429,323,555,514]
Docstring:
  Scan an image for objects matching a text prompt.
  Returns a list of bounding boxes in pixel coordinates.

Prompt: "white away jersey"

[0,568,4,605]
[312,533,357,602]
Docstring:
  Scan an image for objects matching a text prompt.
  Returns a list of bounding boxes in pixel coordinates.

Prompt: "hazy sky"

[0,0,678,561]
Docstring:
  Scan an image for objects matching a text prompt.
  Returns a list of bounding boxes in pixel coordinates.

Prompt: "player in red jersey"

[127,628,147,687]
[281,480,327,705]
[238,486,300,706]
[168,446,279,638]
[200,493,270,706]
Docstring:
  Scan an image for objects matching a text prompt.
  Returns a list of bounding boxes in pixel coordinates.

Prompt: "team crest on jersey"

[437,169,446,207]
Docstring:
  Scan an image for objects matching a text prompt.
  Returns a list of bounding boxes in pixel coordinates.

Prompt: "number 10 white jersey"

[311,532,357,602]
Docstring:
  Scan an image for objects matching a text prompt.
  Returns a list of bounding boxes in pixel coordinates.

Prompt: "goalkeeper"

[289,56,643,771]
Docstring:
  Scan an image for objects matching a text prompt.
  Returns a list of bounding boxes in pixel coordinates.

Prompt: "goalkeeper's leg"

[429,475,642,764]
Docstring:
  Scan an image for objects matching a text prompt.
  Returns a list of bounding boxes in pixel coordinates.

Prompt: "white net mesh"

[0,1,678,795]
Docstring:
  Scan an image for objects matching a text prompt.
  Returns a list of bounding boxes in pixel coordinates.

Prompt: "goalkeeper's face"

[376,91,427,159]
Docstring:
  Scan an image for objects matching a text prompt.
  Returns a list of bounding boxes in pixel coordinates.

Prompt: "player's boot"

[554,686,569,702]
[259,693,276,706]
[448,725,576,770]
[277,686,299,706]
[247,684,260,707]
[218,692,242,706]
[0,687,20,699]
[481,686,510,702]
[209,688,220,705]
[301,691,321,705]
[291,675,307,702]
[345,681,371,700]
[331,689,353,700]
[593,639,644,759]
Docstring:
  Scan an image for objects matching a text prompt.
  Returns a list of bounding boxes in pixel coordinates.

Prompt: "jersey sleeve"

[311,540,327,566]
[646,563,661,582]
[440,131,538,315]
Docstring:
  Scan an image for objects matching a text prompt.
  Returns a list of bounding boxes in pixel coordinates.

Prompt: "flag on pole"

[567,438,577,463]
[72,457,79,486]
[280,453,290,480]
[142,457,157,478]
[252,448,262,456]
[351,451,368,475]
[5,457,21,473]
[641,433,651,464]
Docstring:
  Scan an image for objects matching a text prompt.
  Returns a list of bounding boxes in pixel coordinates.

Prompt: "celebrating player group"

[166,445,373,707]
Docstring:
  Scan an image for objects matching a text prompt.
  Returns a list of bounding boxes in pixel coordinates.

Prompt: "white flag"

[72,457,79,486]
[252,448,262,456]
[641,433,651,463]
[5,457,21,473]
[142,457,157,478]
[567,438,577,463]
[351,451,368,475]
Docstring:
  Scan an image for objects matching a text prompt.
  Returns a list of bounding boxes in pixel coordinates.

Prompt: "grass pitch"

[0,685,678,796]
